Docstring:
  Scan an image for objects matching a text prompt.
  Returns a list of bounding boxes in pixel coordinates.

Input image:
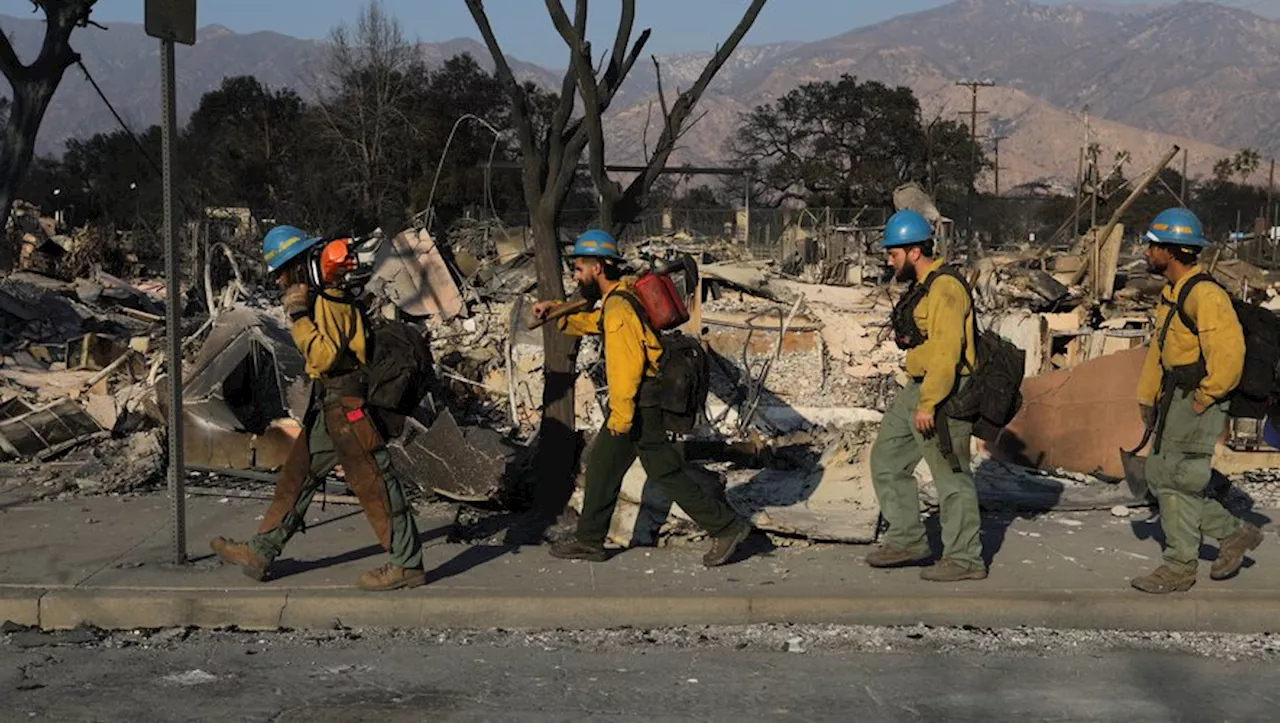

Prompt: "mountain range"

[3,0,1279,194]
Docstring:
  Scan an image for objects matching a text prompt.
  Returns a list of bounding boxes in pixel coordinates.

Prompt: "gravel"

[12,622,1277,662]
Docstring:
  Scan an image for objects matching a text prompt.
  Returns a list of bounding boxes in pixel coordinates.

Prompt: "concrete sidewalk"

[0,490,1276,633]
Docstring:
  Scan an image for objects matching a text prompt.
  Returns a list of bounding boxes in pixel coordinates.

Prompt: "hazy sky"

[2,0,1277,67]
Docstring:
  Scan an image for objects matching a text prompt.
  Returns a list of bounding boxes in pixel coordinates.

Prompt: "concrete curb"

[6,588,1280,634]
[0,589,42,627]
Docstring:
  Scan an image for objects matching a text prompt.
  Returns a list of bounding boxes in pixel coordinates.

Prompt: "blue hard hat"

[568,229,621,259]
[1145,208,1208,248]
[569,229,621,259]
[881,210,934,248]
[262,224,321,272]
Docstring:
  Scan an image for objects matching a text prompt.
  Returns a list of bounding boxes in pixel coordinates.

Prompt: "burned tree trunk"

[0,1,102,231]
[467,0,651,531]
[0,81,58,230]
[529,209,578,520]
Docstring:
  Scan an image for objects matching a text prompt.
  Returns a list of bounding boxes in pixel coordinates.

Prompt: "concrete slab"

[0,495,1277,633]
[0,496,166,587]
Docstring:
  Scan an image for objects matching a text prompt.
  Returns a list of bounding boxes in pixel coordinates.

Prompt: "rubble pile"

[5,188,1280,549]
[0,254,178,500]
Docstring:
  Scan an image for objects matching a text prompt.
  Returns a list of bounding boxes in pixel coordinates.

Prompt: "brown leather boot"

[357,563,426,591]
[920,557,987,582]
[703,523,752,568]
[1131,564,1197,594]
[549,539,609,562]
[864,544,931,568]
[1211,523,1264,580]
[210,537,269,581]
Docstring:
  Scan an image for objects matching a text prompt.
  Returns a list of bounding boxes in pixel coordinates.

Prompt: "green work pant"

[576,405,744,545]
[870,380,983,569]
[1148,390,1242,572]
[250,397,422,570]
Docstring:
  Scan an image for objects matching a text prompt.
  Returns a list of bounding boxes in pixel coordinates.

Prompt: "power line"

[76,58,216,227]
[76,60,161,176]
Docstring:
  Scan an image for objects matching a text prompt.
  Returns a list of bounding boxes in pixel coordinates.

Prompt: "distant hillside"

[4,0,1272,193]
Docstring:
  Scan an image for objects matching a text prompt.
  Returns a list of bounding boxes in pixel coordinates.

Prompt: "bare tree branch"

[679,108,710,143]
[612,0,767,227]
[601,0,636,90]
[544,0,587,193]
[464,0,546,207]
[641,99,653,160]
[549,0,586,137]
[651,55,673,139]
[464,0,531,142]
[546,0,619,206]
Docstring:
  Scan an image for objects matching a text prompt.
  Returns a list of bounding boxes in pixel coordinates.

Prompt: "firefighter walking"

[209,225,425,591]
[865,210,986,582]
[532,230,752,567]
[1132,208,1264,594]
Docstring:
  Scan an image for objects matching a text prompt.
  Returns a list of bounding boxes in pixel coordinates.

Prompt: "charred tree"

[465,0,653,531]
[547,0,767,235]
[0,1,101,231]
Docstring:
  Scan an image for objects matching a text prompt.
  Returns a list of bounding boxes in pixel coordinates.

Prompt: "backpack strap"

[1158,272,1215,346]
[924,265,977,375]
[917,265,976,474]
[599,289,660,376]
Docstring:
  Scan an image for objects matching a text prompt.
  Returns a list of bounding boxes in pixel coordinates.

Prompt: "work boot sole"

[549,546,609,563]
[865,549,932,569]
[1130,576,1196,594]
[1210,527,1265,580]
[209,538,267,582]
[358,571,427,592]
[920,567,987,582]
[703,524,752,568]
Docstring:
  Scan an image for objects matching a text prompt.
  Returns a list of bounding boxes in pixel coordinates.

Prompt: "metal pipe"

[1070,144,1182,287]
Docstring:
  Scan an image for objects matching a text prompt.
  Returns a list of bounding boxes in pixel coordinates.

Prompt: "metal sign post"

[146,0,196,565]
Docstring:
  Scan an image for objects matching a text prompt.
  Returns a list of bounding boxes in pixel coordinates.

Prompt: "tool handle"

[1122,424,1155,456]
[528,297,592,330]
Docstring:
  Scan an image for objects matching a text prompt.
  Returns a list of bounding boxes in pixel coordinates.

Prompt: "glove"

[1139,404,1156,430]
[283,284,311,320]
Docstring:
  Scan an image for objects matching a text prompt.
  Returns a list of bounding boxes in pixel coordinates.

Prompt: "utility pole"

[1089,143,1101,229]
[990,135,1008,196]
[1083,106,1099,229]
[1074,146,1084,240]
[956,79,994,259]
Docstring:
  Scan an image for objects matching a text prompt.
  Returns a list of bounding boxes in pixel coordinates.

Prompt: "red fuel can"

[632,271,690,331]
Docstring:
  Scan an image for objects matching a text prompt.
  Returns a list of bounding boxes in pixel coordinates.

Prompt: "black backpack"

[362,314,437,416]
[607,291,710,434]
[894,266,1026,440]
[1163,273,1280,419]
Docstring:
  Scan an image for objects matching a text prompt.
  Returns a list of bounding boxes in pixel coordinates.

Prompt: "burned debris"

[3,172,1280,549]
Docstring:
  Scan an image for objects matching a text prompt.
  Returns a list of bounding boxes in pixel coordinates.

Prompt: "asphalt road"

[3,625,1278,722]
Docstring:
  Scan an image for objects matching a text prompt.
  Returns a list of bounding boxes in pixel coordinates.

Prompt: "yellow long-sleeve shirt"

[557,279,663,434]
[903,259,977,414]
[1136,266,1244,409]
[291,293,368,380]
